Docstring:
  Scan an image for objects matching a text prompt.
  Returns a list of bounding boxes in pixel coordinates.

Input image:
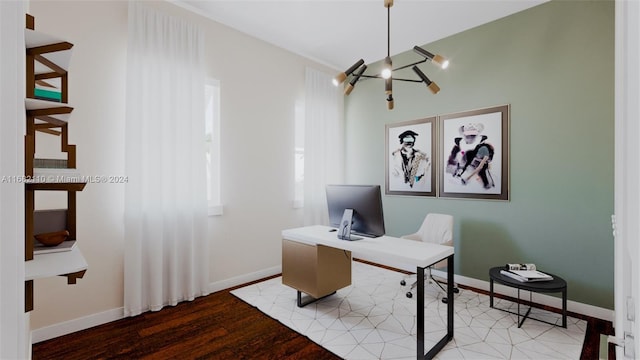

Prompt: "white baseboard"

[30,265,611,343]
[31,265,283,343]
[31,307,124,344]
[207,265,282,293]
[431,269,615,322]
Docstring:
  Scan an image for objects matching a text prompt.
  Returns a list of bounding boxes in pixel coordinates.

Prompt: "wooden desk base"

[282,240,351,301]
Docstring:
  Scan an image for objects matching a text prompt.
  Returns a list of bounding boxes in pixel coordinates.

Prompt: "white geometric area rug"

[231,262,586,360]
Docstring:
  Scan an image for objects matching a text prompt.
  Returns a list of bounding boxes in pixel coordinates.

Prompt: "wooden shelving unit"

[24,14,87,312]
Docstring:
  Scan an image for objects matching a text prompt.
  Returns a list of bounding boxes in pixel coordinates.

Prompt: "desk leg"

[447,255,454,338]
[422,254,455,360]
[417,266,425,359]
[296,291,335,308]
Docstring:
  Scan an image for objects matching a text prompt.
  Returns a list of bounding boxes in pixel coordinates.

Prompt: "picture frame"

[385,117,437,197]
[438,104,510,200]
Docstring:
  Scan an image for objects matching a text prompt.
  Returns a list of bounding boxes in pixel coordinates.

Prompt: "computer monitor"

[326,184,385,240]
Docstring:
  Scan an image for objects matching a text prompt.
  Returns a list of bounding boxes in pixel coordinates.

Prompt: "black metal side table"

[489,267,567,328]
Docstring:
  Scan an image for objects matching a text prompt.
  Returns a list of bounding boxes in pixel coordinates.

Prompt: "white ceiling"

[172,0,548,70]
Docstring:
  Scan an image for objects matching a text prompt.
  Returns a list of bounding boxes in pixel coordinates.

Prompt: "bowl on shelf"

[34,230,69,247]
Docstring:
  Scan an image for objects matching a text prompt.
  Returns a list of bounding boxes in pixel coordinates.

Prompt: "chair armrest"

[401,233,421,241]
[401,234,454,247]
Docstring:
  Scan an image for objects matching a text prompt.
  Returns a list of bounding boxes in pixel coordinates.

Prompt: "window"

[205,78,222,215]
[293,100,304,208]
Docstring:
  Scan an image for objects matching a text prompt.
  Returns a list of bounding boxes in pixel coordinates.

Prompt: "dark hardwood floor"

[32,274,614,360]
[33,278,339,360]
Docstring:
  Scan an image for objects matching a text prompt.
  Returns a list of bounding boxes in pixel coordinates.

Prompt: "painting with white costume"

[439,105,510,200]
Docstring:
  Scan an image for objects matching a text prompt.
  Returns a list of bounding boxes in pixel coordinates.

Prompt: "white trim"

[432,269,614,322]
[207,265,282,293]
[205,78,221,212]
[614,0,640,357]
[31,308,124,344]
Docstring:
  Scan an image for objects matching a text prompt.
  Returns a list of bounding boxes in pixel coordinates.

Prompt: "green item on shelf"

[34,88,62,102]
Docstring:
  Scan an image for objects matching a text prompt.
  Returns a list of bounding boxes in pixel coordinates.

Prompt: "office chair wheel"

[442,297,448,304]
[454,288,460,294]
[400,280,406,286]
[406,292,413,298]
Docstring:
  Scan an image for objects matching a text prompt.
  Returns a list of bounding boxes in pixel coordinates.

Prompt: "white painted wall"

[27,0,330,335]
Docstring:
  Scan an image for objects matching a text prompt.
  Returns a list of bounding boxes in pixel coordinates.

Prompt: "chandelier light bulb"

[381,56,392,79]
[431,54,449,69]
[332,59,365,87]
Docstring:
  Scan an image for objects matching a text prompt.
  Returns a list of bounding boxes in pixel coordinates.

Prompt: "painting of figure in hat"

[447,123,495,189]
[385,117,436,196]
[439,105,509,200]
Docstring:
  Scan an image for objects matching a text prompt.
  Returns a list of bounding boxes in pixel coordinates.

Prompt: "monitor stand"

[337,208,362,241]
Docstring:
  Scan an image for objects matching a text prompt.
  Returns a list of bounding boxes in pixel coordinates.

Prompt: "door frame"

[614,0,640,357]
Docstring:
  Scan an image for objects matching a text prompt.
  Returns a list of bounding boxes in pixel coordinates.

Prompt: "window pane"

[205,79,221,212]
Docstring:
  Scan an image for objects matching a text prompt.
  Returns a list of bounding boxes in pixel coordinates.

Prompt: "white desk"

[282,225,454,360]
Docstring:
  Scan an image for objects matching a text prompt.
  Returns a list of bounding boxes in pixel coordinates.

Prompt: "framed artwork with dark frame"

[439,104,510,200]
[385,117,437,197]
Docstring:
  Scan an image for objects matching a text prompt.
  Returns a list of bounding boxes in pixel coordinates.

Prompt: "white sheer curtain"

[303,67,344,225]
[124,2,208,317]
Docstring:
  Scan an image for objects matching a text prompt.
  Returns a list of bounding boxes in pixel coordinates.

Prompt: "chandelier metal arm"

[386,77,424,83]
[391,58,427,72]
[357,57,428,82]
[359,74,423,83]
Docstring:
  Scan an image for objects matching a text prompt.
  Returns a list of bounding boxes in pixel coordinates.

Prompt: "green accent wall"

[344,0,614,309]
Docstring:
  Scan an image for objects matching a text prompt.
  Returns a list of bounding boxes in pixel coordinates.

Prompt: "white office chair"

[400,213,459,303]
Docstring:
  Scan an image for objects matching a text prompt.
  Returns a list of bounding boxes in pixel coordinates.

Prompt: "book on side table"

[500,269,553,282]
